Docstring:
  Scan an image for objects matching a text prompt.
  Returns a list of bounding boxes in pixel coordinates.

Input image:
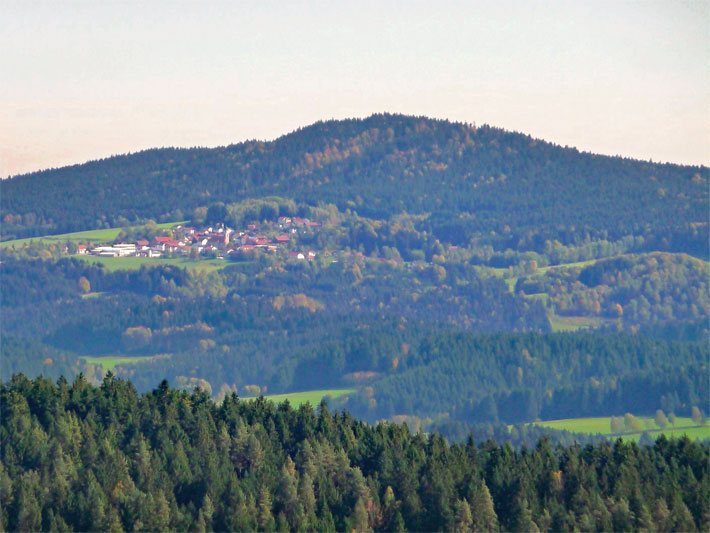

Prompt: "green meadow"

[76,255,229,273]
[535,416,710,441]
[548,315,607,332]
[80,355,166,372]
[0,221,183,248]
[250,388,356,408]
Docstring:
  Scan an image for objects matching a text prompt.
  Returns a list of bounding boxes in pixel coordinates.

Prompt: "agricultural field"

[535,416,710,442]
[535,258,598,274]
[80,354,168,372]
[250,388,356,408]
[76,255,230,273]
[548,315,608,332]
[0,221,182,248]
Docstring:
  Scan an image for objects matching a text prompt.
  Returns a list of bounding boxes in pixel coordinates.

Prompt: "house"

[153,236,183,251]
[76,245,88,255]
[288,251,306,260]
[136,239,149,249]
[137,248,162,258]
[275,235,290,243]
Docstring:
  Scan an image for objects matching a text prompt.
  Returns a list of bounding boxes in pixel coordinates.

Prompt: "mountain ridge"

[1,114,707,254]
[6,113,705,180]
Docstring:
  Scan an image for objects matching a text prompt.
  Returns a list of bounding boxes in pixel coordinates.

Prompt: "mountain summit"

[2,114,707,253]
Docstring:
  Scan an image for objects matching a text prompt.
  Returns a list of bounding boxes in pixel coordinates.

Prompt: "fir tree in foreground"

[1,374,708,532]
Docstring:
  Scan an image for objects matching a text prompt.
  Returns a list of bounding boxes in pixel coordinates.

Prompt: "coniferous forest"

[2,375,708,532]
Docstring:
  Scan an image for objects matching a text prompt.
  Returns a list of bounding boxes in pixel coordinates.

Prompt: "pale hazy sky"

[1,0,708,177]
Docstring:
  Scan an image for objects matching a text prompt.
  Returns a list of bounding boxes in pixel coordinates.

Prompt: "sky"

[1,0,708,177]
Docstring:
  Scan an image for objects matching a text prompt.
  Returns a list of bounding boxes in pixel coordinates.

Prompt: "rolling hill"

[2,114,707,257]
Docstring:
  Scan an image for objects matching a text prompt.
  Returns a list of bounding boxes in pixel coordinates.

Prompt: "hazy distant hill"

[2,114,707,255]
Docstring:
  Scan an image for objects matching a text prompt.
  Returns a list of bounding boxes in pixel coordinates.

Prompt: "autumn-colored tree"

[121,326,152,351]
[691,406,705,426]
[654,409,669,429]
[78,276,91,294]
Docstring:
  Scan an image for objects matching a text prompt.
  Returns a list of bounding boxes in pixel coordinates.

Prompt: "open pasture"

[76,255,229,273]
[0,221,183,248]
[536,416,710,441]
[80,354,166,372]
[251,388,356,408]
[548,315,607,332]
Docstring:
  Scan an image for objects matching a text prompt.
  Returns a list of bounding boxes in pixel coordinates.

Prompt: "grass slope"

[0,221,184,248]
[76,255,229,273]
[536,416,710,441]
[80,355,167,372]
[250,389,356,408]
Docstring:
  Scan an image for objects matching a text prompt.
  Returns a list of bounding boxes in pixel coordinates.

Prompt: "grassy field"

[80,355,166,372]
[536,258,598,274]
[548,315,607,332]
[0,221,184,248]
[76,255,230,273]
[249,389,356,408]
[535,416,710,441]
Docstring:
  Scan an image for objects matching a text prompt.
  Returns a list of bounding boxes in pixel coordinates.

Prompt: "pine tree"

[299,472,317,527]
[670,496,696,532]
[258,486,276,532]
[14,471,42,532]
[277,456,301,528]
[470,480,498,532]
[352,496,371,533]
[511,497,539,533]
[454,498,473,533]
[652,498,671,532]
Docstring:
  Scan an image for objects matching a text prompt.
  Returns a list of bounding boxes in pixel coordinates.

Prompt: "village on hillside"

[75,216,321,261]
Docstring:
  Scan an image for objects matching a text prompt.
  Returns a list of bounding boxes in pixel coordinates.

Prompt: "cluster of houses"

[76,217,321,260]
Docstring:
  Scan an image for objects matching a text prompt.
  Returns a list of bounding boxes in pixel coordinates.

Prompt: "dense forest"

[346,332,708,425]
[2,375,708,532]
[2,115,707,259]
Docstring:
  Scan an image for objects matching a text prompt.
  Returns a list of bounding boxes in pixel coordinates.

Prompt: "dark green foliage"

[1,375,708,532]
[348,331,708,425]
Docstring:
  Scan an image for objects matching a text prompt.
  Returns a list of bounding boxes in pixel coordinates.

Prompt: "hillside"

[2,114,708,257]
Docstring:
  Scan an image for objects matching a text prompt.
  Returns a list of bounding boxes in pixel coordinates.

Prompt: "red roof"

[155,237,182,247]
[136,239,149,247]
[275,235,290,242]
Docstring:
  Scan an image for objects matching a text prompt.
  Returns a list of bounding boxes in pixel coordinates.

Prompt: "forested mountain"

[2,375,708,532]
[2,114,707,257]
